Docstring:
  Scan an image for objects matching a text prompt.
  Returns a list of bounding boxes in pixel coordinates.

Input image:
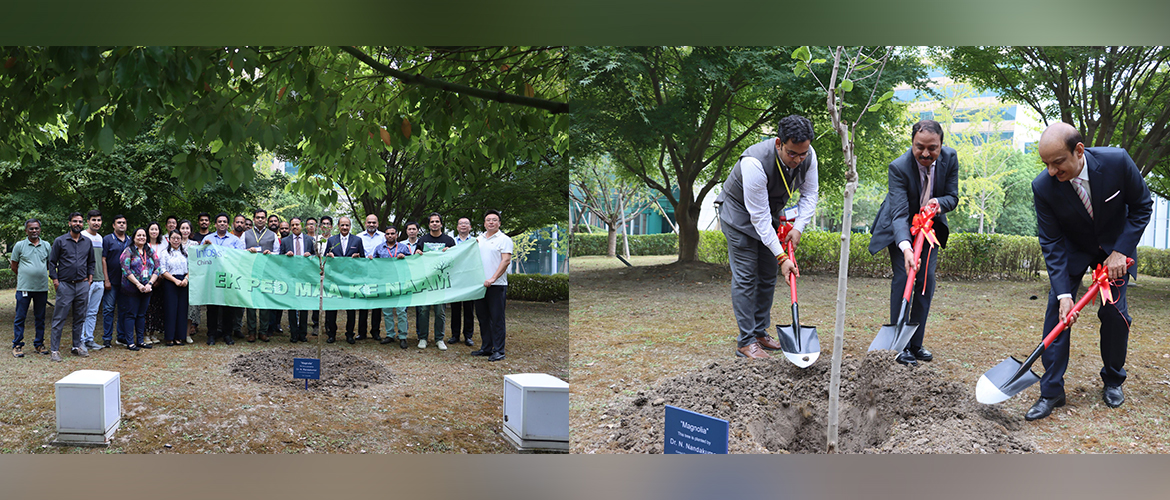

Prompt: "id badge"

[22,291,28,298]
[783,206,799,221]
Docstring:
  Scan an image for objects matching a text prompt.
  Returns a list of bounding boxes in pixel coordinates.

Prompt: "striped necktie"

[1071,178,1093,219]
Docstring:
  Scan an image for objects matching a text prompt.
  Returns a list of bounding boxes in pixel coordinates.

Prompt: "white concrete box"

[503,373,569,450]
[54,370,121,444]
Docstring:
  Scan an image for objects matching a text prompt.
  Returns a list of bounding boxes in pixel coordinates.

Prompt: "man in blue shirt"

[101,214,131,347]
[374,226,414,349]
[201,213,245,345]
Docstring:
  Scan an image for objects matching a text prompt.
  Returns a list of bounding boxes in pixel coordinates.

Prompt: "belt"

[63,279,86,284]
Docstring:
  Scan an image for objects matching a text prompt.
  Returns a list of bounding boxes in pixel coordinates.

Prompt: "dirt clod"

[228,348,392,392]
[596,351,1035,454]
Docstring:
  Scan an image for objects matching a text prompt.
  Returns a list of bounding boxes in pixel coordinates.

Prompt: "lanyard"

[776,157,794,199]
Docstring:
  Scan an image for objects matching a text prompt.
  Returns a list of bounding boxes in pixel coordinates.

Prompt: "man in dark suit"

[324,216,365,344]
[1026,122,1153,421]
[868,120,959,366]
[280,217,316,343]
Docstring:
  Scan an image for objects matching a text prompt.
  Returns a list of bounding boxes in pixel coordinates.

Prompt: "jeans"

[101,285,126,344]
[381,307,408,340]
[12,291,48,349]
[81,281,104,344]
[416,304,445,342]
[119,289,151,346]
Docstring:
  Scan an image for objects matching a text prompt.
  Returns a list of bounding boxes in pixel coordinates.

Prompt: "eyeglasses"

[783,148,809,160]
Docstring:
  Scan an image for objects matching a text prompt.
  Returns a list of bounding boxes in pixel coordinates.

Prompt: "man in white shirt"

[355,213,384,342]
[79,209,105,351]
[470,210,513,362]
[715,115,817,359]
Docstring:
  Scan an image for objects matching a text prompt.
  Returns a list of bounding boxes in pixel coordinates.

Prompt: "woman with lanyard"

[144,222,167,345]
[159,230,191,346]
[119,227,161,351]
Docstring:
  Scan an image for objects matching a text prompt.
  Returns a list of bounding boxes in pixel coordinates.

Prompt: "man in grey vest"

[716,115,818,359]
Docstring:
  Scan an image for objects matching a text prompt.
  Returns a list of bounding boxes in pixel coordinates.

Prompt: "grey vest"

[716,139,812,238]
[244,227,277,252]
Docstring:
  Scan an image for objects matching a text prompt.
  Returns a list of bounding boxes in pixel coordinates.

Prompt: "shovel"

[976,259,1132,404]
[775,232,819,368]
[868,204,939,353]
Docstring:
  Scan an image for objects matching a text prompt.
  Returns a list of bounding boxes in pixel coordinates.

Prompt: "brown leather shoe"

[736,342,770,359]
[756,335,783,351]
[259,334,270,342]
[246,333,256,343]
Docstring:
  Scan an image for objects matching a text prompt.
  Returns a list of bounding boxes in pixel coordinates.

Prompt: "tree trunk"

[827,170,857,454]
[606,225,618,258]
[620,194,631,259]
[675,196,702,262]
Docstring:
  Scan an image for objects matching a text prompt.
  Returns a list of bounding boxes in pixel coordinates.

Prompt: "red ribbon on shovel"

[910,204,940,295]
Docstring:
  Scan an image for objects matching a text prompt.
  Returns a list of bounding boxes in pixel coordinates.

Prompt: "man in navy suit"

[868,120,960,366]
[324,216,365,344]
[280,217,316,343]
[1026,122,1153,421]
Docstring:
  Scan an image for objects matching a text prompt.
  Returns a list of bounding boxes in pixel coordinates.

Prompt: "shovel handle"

[786,241,798,304]
[901,230,927,302]
[1040,258,1134,349]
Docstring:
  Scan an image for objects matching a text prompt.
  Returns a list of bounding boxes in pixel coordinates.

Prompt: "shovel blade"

[777,324,820,368]
[868,322,919,352]
[976,357,1041,404]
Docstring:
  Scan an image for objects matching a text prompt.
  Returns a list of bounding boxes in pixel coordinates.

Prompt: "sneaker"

[113,338,123,346]
[71,346,89,357]
[417,339,427,349]
[13,346,23,358]
[437,340,447,351]
[35,345,48,355]
[85,341,103,351]
[50,351,62,362]
[186,336,193,344]
[102,342,111,349]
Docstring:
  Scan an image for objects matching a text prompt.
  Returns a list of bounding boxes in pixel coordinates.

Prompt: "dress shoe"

[380,337,394,345]
[1103,386,1124,408]
[399,339,408,349]
[355,333,367,341]
[224,339,234,345]
[907,345,933,362]
[259,334,270,342]
[1025,395,1066,421]
[470,349,491,356]
[488,353,505,362]
[290,337,299,343]
[895,349,918,366]
[371,334,382,341]
[346,336,356,345]
[247,334,256,343]
[326,336,335,344]
[755,335,783,351]
[464,339,474,347]
[735,342,770,359]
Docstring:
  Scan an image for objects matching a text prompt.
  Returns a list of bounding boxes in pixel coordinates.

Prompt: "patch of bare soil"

[228,348,393,391]
[595,351,1035,454]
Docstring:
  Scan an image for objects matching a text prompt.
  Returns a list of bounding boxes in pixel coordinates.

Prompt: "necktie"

[919,163,933,208]
[1072,178,1093,219]
[295,237,302,255]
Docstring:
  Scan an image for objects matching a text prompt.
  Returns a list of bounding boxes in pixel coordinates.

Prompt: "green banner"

[189,240,487,310]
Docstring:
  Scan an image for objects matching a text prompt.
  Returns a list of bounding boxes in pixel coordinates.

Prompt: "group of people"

[10,208,515,364]
[718,115,1152,422]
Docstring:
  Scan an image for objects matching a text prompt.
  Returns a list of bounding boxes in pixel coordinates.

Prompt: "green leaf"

[791,46,811,63]
[879,90,895,102]
[811,58,827,64]
[98,123,115,154]
[867,103,882,112]
[839,79,853,92]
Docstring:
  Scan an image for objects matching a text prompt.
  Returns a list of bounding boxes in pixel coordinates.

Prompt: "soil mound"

[228,348,392,391]
[597,351,1035,454]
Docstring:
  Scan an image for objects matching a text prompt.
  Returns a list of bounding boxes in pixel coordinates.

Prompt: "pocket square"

[1104,190,1120,202]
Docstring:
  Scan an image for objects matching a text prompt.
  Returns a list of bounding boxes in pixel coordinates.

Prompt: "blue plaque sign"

[663,405,729,454]
[293,358,320,389]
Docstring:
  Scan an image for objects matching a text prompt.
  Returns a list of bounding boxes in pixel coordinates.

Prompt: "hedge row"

[506,273,569,302]
[1137,247,1170,278]
[697,229,1047,280]
[569,233,678,257]
[0,268,14,289]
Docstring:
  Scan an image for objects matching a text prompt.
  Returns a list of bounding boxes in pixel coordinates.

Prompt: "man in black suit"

[868,119,959,366]
[324,216,365,344]
[1026,122,1153,421]
[280,217,316,343]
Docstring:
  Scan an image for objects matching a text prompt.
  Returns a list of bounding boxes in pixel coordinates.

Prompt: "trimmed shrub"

[697,228,1046,280]
[507,273,569,302]
[0,268,14,289]
[1138,247,1170,278]
[569,233,678,257]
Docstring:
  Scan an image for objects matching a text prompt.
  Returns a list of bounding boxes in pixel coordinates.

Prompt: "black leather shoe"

[1025,395,1066,421]
[371,335,381,341]
[895,349,918,366]
[470,349,491,356]
[399,339,408,349]
[346,336,355,345]
[1103,386,1124,408]
[290,337,298,343]
[464,339,474,346]
[488,353,505,362]
[380,337,394,345]
[326,336,335,344]
[355,333,367,341]
[908,345,933,362]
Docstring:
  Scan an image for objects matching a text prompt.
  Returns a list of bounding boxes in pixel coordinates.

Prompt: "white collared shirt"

[740,145,819,257]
